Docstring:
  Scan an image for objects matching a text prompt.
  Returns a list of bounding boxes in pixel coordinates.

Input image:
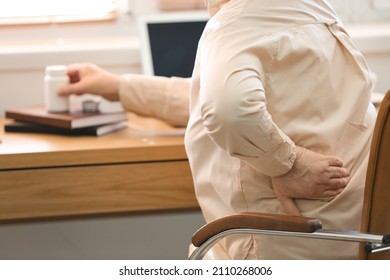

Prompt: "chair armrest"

[192,212,322,247]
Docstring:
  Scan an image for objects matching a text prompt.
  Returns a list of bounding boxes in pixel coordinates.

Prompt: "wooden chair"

[189,90,390,260]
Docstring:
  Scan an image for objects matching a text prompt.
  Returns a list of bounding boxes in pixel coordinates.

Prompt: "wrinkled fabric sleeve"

[199,31,296,177]
[119,74,191,127]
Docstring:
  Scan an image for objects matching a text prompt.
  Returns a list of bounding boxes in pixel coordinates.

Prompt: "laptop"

[137,11,209,78]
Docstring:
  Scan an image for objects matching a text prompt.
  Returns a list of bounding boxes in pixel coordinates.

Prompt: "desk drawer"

[0,160,198,221]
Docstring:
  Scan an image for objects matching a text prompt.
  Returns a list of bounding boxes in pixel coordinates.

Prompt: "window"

[0,0,117,25]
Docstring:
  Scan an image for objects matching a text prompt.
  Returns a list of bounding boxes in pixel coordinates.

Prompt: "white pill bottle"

[44,65,70,113]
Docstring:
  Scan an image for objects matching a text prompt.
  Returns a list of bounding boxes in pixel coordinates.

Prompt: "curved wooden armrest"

[192,212,322,247]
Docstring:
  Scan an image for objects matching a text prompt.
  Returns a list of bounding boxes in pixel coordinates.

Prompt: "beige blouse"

[119,0,376,259]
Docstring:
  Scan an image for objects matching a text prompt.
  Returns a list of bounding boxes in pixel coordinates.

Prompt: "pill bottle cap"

[45,65,67,76]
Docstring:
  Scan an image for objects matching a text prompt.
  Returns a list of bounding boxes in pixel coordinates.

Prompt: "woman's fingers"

[319,166,350,190]
[327,166,350,178]
[325,156,344,167]
[58,81,88,96]
[326,176,350,189]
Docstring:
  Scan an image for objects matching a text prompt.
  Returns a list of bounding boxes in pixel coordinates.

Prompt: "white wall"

[0,0,389,260]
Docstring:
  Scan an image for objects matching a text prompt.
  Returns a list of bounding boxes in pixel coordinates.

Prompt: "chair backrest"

[360,90,390,260]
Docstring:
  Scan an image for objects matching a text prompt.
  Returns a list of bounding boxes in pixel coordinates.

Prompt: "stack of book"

[4,105,128,136]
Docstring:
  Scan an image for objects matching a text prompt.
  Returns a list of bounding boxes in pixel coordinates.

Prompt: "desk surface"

[0,113,187,170]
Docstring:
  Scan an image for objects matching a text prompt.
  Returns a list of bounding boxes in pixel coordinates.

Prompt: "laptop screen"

[137,12,209,78]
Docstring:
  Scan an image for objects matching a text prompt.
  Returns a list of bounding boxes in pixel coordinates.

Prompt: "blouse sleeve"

[199,28,296,177]
[119,74,191,127]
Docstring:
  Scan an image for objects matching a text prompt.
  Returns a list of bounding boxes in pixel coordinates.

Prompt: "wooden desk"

[0,114,198,222]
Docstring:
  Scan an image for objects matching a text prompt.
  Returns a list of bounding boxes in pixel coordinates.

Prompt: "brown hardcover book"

[5,105,128,129]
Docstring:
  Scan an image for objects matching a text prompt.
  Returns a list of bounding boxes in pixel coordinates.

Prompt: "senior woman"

[59,0,376,259]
